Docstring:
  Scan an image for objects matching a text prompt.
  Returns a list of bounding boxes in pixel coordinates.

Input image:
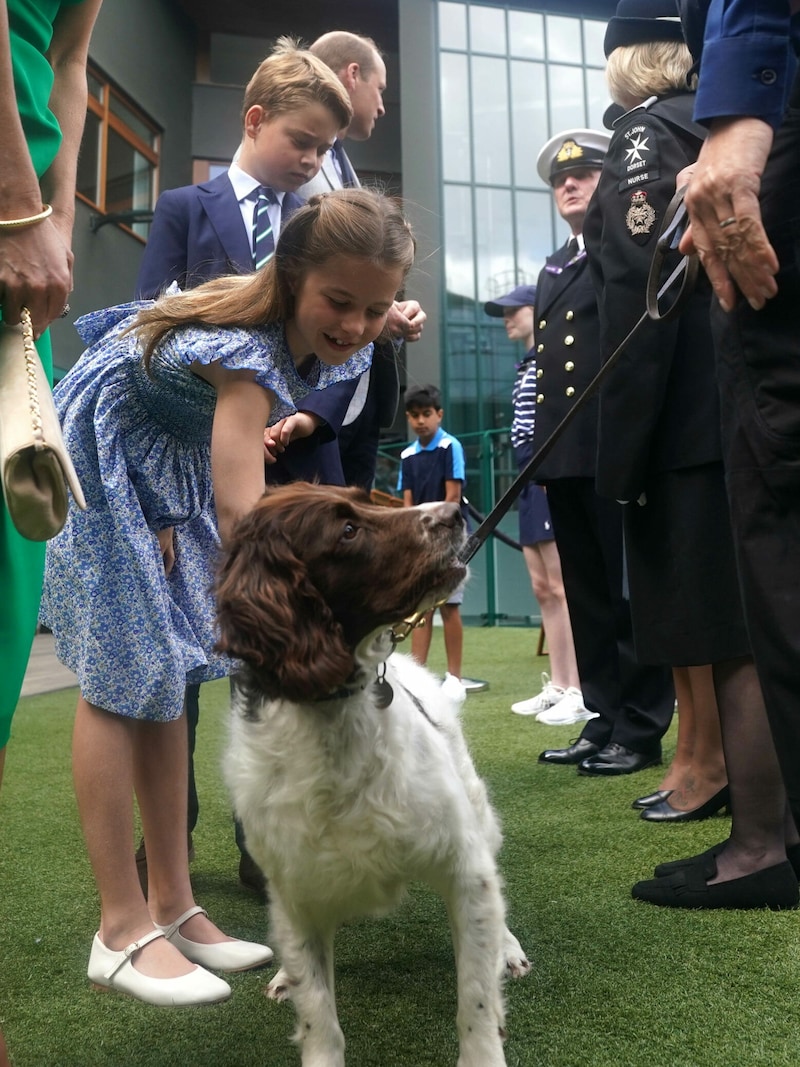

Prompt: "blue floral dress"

[40,301,372,722]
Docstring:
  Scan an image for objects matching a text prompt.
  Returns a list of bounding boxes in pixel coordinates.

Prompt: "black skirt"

[623,462,750,666]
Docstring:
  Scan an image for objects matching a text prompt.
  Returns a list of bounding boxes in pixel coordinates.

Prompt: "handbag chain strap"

[19,307,46,451]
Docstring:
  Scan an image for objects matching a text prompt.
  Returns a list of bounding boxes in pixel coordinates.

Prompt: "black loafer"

[577,742,661,777]
[654,841,727,879]
[632,860,799,910]
[632,789,673,810]
[640,785,730,822]
[654,841,800,880]
[538,737,600,765]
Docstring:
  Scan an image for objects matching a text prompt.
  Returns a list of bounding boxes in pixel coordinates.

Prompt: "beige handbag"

[0,307,86,540]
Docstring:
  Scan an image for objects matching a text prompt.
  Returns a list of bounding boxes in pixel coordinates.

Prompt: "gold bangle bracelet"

[0,204,54,230]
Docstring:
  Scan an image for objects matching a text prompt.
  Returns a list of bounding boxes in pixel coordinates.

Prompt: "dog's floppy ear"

[215,504,354,701]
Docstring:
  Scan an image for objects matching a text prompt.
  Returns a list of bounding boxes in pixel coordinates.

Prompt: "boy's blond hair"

[241,36,352,130]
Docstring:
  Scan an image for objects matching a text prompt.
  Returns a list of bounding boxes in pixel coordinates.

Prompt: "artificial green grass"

[2,627,799,1065]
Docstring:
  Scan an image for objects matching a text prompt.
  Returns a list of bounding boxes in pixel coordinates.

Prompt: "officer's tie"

[252,186,277,270]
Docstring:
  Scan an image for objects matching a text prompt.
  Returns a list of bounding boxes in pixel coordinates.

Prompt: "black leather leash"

[459,185,697,568]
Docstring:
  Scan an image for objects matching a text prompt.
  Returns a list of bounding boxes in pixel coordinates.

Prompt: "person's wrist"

[0,204,54,230]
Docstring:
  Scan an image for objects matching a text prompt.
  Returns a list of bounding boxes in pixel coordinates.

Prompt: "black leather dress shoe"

[632,860,799,910]
[577,742,661,776]
[538,737,600,765]
[632,789,673,810]
[640,785,730,822]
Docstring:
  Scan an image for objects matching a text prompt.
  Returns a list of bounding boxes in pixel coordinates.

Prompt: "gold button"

[537,394,544,403]
[566,386,575,397]
[537,343,544,353]
[566,310,574,321]
[536,368,543,379]
[564,335,574,346]
[538,319,546,330]
[565,360,574,372]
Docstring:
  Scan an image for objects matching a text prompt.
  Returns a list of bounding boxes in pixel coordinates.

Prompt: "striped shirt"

[510,347,538,448]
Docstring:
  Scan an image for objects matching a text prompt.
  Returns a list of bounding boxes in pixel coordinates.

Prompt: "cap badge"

[556,140,584,164]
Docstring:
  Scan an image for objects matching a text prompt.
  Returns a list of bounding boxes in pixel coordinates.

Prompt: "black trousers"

[713,73,800,823]
[545,478,674,753]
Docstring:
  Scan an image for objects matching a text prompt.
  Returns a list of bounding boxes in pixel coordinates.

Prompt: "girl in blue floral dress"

[41,188,416,1006]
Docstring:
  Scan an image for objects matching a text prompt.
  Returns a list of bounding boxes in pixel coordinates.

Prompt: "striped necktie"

[252,186,277,270]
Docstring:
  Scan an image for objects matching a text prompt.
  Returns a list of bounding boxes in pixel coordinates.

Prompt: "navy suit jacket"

[135,173,358,484]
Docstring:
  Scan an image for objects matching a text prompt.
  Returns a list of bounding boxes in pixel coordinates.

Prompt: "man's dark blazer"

[135,173,358,484]
[531,243,602,481]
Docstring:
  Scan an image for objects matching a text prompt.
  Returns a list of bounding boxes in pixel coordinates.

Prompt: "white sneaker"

[511,672,564,715]
[535,688,599,726]
[441,672,467,704]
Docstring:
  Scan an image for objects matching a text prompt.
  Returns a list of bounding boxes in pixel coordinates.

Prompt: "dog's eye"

[341,522,358,540]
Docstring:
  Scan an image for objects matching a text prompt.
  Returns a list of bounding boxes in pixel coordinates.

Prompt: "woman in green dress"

[1,1,102,1060]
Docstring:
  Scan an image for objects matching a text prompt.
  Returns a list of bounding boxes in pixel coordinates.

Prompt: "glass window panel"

[586,67,612,131]
[548,64,587,133]
[471,56,510,185]
[515,189,557,288]
[438,0,467,50]
[440,52,471,183]
[475,186,514,305]
[508,10,545,60]
[76,111,101,204]
[583,19,608,66]
[106,127,154,220]
[87,71,104,102]
[510,61,548,188]
[443,184,475,303]
[109,92,156,148]
[545,15,583,63]
[468,4,507,55]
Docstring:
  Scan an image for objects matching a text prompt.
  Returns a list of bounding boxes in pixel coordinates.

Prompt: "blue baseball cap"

[484,284,537,317]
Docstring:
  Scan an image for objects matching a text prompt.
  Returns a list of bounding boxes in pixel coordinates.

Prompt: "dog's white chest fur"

[226,650,494,918]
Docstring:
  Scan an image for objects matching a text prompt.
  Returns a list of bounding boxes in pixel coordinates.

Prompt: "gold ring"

[718,217,737,229]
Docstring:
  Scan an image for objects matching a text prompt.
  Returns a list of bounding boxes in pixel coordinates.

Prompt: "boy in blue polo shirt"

[397,385,467,702]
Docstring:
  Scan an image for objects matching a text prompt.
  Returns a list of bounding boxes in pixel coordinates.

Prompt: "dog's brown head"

[215,483,467,701]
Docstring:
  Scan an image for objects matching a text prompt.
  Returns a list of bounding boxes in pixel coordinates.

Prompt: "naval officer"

[534,128,675,776]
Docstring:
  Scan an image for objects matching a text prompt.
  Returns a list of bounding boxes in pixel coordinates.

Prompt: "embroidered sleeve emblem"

[625,189,657,240]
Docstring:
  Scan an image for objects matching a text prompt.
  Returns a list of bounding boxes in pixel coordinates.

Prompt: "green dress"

[1,0,83,746]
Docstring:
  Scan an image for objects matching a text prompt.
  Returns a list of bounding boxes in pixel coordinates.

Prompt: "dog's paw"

[265,967,292,1002]
[502,929,532,979]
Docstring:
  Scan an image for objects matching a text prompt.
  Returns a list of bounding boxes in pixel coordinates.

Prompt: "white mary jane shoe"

[88,928,231,1006]
[155,906,274,973]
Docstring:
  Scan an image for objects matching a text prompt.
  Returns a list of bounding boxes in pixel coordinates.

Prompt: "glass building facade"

[436,1,609,440]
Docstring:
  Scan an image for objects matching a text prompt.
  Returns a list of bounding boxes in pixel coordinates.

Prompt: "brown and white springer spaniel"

[216,484,530,1067]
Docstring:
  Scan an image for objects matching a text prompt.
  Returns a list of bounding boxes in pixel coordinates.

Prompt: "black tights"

[707,656,799,884]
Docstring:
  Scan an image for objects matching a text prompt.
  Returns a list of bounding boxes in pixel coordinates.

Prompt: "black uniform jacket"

[531,240,603,481]
[583,93,721,502]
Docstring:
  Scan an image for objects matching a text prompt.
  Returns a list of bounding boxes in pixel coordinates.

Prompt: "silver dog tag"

[373,671,394,709]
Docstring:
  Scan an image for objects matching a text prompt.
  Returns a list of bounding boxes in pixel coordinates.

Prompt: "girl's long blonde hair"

[133,188,416,369]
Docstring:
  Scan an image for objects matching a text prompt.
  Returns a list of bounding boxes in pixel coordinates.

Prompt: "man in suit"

[533,129,675,776]
[298,31,426,489]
